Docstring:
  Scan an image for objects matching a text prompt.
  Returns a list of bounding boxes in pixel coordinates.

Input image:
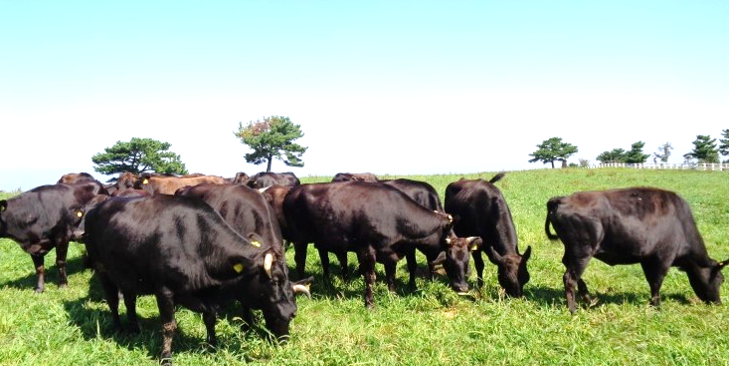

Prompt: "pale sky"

[2,1,728,191]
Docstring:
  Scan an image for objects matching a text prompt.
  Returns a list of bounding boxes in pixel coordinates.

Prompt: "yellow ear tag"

[470,244,479,252]
[251,241,261,248]
[142,179,149,185]
[76,211,84,218]
[233,263,244,273]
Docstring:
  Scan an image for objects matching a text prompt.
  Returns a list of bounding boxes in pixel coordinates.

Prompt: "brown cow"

[137,173,228,195]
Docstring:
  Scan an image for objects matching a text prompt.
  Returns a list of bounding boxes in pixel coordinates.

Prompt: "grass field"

[1,168,728,365]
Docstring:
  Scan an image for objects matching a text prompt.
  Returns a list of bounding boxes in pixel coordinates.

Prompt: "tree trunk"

[550,161,555,169]
[266,156,273,172]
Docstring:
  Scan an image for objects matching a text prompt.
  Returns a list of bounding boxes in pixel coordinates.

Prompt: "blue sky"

[1,1,728,191]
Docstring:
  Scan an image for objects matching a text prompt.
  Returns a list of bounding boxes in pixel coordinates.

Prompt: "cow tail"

[545,197,561,241]
[489,172,506,184]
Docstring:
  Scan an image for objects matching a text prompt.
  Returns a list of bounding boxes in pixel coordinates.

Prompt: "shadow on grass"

[0,255,88,291]
[524,285,691,309]
[62,277,281,364]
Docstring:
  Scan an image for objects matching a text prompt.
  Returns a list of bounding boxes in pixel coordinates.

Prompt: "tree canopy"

[653,142,673,163]
[528,137,578,168]
[719,129,729,163]
[683,135,719,164]
[624,141,650,164]
[234,116,307,172]
[596,148,627,164]
[91,137,188,177]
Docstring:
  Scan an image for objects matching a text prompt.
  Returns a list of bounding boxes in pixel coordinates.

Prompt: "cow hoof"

[34,287,45,294]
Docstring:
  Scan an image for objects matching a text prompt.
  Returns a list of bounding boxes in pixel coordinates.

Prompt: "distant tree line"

[529,129,729,168]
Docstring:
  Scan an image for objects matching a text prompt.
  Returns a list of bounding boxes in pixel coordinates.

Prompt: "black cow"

[82,195,306,364]
[57,172,97,184]
[331,172,379,182]
[248,172,300,189]
[545,187,728,313]
[445,173,532,297]
[258,185,294,246]
[284,181,481,308]
[231,172,251,185]
[0,182,107,292]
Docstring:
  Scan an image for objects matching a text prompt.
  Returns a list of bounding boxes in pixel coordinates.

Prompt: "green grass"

[2,169,729,365]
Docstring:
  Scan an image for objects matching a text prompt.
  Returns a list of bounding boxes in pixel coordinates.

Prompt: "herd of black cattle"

[1,170,727,364]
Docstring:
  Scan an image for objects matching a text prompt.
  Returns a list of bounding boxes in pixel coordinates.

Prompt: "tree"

[234,116,307,172]
[528,137,578,168]
[92,137,188,177]
[719,129,729,162]
[653,142,673,163]
[596,148,627,164]
[624,141,650,164]
[683,135,719,164]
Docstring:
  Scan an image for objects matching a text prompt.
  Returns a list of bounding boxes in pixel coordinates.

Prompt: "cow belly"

[593,251,641,266]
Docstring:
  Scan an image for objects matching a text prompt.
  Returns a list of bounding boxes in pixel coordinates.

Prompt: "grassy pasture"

[1,168,728,365]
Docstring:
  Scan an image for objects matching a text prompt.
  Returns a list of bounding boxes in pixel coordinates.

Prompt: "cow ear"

[521,246,532,262]
[467,237,483,252]
[0,200,6,212]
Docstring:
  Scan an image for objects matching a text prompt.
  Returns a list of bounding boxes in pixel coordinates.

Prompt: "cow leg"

[155,288,177,365]
[384,260,397,293]
[239,304,255,329]
[55,240,69,288]
[473,251,485,288]
[406,249,417,289]
[640,259,670,307]
[335,251,350,280]
[98,275,122,331]
[293,242,308,279]
[31,254,46,293]
[203,311,218,347]
[317,248,331,278]
[358,246,377,308]
[123,292,140,333]
[577,279,592,304]
[562,255,591,314]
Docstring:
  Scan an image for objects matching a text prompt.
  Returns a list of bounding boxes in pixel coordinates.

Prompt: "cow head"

[240,248,299,341]
[686,259,727,304]
[486,245,532,297]
[442,232,483,293]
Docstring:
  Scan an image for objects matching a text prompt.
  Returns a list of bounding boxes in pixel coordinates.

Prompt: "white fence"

[590,163,729,171]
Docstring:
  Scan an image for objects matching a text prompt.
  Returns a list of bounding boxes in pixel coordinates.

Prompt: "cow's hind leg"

[98,274,122,331]
[31,254,46,293]
[123,292,140,333]
[562,255,591,314]
[155,287,177,366]
[317,248,332,278]
[384,259,398,293]
[55,240,69,288]
[357,246,377,308]
[335,251,350,280]
[640,258,670,307]
[406,249,417,289]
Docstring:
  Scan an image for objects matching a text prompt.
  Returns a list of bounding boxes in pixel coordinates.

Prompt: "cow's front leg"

[155,287,177,365]
[406,249,417,289]
[55,241,69,288]
[384,259,397,293]
[293,242,308,279]
[123,292,140,333]
[473,251,485,288]
[641,259,670,307]
[31,254,46,293]
[335,251,349,280]
[203,311,218,347]
[358,246,377,308]
[317,248,331,278]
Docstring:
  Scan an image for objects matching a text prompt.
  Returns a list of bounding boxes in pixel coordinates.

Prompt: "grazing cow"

[545,187,729,313]
[137,173,228,195]
[0,182,107,292]
[57,172,97,184]
[284,181,481,308]
[248,172,300,189]
[331,172,379,183]
[82,195,307,364]
[445,173,532,297]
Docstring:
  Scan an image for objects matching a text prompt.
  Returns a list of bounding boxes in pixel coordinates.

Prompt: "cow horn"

[292,284,311,298]
[719,260,729,270]
[264,253,274,278]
